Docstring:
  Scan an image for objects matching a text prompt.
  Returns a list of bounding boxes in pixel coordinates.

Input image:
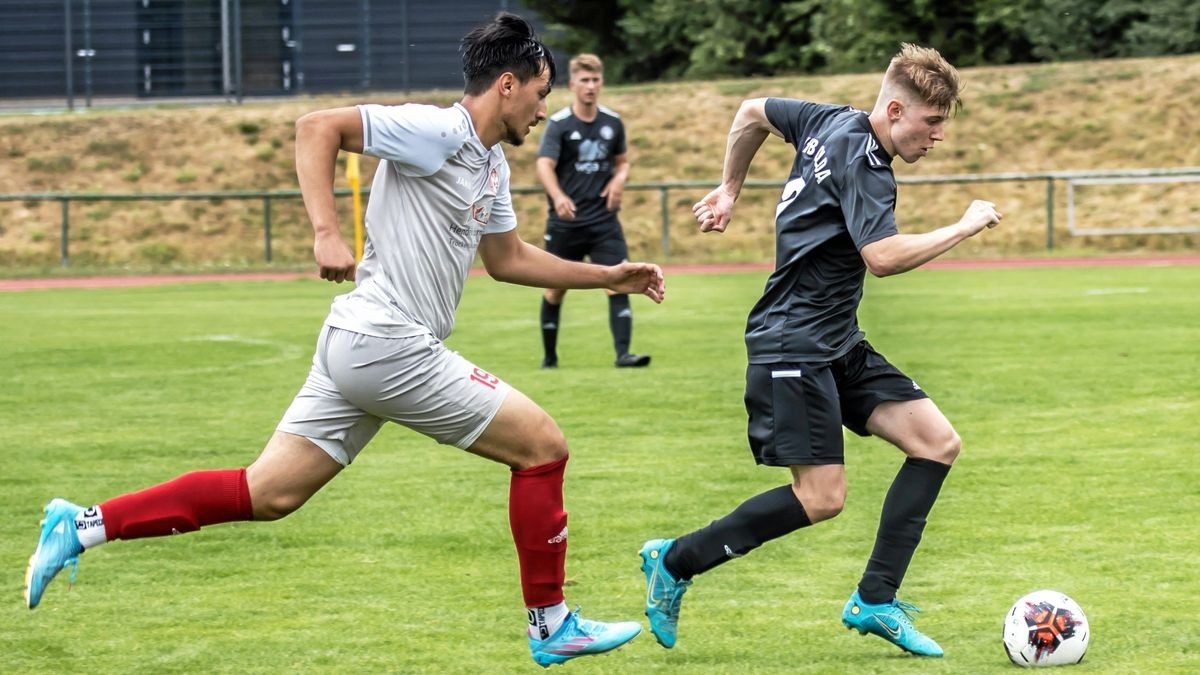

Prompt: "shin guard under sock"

[665,484,811,579]
[99,468,253,541]
[857,457,951,604]
[509,456,568,607]
[540,299,561,362]
[608,294,632,356]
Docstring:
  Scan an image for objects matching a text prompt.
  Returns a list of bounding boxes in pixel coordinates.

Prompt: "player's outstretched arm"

[479,230,665,303]
[693,98,781,233]
[295,107,365,283]
[860,199,1002,277]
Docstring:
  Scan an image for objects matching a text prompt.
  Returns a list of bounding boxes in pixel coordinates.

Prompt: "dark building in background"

[0,0,563,102]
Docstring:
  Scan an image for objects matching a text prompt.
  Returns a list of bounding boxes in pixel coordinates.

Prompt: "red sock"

[509,456,568,607]
[100,468,253,541]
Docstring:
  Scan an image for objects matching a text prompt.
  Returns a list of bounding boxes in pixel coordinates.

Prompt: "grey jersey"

[745,98,898,364]
[324,102,517,341]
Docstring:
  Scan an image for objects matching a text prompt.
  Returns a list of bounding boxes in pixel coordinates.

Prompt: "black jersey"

[745,98,899,364]
[537,105,627,228]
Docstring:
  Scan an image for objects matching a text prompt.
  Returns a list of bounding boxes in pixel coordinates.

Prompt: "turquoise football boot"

[25,498,86,609]
[639,538,692,648]
[528,609,641,667]
[841,589,944,656]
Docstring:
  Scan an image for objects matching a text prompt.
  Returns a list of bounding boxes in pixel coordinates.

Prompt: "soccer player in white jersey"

[24,13,661,667]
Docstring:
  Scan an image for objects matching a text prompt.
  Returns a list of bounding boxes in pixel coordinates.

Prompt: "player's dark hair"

[460,13,556,96]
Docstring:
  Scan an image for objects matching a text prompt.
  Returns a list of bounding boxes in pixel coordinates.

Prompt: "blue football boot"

[25,498,86,609]
[639,538,692,648]
[841,589,944,656]
[528,609,641,667]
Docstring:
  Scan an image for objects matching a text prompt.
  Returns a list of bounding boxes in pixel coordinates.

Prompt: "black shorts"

[744,340,929,467]
[544,217,628,265]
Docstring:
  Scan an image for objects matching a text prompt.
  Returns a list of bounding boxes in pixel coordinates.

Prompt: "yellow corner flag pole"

[346,153,364,262]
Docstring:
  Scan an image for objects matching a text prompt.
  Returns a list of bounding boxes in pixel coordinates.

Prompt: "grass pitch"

[1,265,1197,673]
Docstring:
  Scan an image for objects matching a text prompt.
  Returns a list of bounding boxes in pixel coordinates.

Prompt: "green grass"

[1,266,1198,673]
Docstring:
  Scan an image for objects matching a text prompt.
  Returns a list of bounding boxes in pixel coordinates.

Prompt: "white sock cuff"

[527,601,570,640]
[74,505,108,549]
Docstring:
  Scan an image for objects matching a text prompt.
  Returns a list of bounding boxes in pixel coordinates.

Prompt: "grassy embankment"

[1,54,1198,272]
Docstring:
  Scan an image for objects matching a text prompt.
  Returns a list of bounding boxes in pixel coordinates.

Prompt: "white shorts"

[277,325,511,465]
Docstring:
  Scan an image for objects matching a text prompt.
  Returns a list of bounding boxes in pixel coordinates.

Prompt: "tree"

[518,0,1200,82]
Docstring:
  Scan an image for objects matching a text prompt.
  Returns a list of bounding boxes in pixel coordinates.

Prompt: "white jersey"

[323,102,518,340]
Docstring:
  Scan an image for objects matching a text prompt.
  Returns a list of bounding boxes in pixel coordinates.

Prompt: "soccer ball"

[1002,590,1089,667]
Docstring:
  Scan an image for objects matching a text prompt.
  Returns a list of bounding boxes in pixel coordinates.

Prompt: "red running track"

[2,254,1199,292]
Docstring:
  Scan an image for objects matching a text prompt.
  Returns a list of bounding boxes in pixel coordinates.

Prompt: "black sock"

[857,457,951,604]
[608,294,632,357]
[540,298,561,362]
[664,484,811,580]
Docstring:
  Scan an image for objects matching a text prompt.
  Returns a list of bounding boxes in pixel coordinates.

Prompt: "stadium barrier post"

[262,195,272,263]
[660,186,670,259]
[63,0,74,111]
[1046,177,1055,251]
[60,198,70,267]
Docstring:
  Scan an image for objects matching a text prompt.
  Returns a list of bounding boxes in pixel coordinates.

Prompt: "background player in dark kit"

[536,53,651,369]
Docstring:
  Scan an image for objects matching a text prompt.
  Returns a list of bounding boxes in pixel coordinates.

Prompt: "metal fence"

[0,0,559,108]
[2,167,1197,268]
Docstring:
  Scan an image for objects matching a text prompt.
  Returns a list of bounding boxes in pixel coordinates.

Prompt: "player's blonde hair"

[882,43,961,114]
[569,53,603,75]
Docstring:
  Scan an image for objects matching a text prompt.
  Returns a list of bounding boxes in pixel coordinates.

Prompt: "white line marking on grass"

[1084,288,1149,295]
[179,335,306,371]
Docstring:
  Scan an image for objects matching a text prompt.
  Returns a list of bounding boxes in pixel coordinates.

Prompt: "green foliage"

[84,138,132,159]
[25,155,74,173]
[137,242,181,264]
[520,0,624,60]
[526,0,1200,81]
[122,162,147,183]
[1,269,1199,672]
[237,121,263,136]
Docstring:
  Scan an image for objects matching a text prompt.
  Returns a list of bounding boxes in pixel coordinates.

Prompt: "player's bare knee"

[939,429,962,464]
[920,428,961,464]
[904,426,961,465]
[793,481,846,522]
[513,419,568,470]
[251,492,308,521]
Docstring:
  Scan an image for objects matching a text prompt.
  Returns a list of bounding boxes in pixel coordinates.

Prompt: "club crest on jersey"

[488,167,500,194]
[600,125,614,140]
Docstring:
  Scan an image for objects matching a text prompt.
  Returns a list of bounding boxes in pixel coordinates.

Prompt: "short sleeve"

[537,117,562,160]
[765,98,819,147]
[841,162,898,249]
[484,157,518,234]
[358,103,467,176]
[612,118,627,156]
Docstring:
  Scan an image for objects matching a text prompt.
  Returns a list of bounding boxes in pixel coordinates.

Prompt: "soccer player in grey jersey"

[640,44,1002,657]
[25,14,660,668]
